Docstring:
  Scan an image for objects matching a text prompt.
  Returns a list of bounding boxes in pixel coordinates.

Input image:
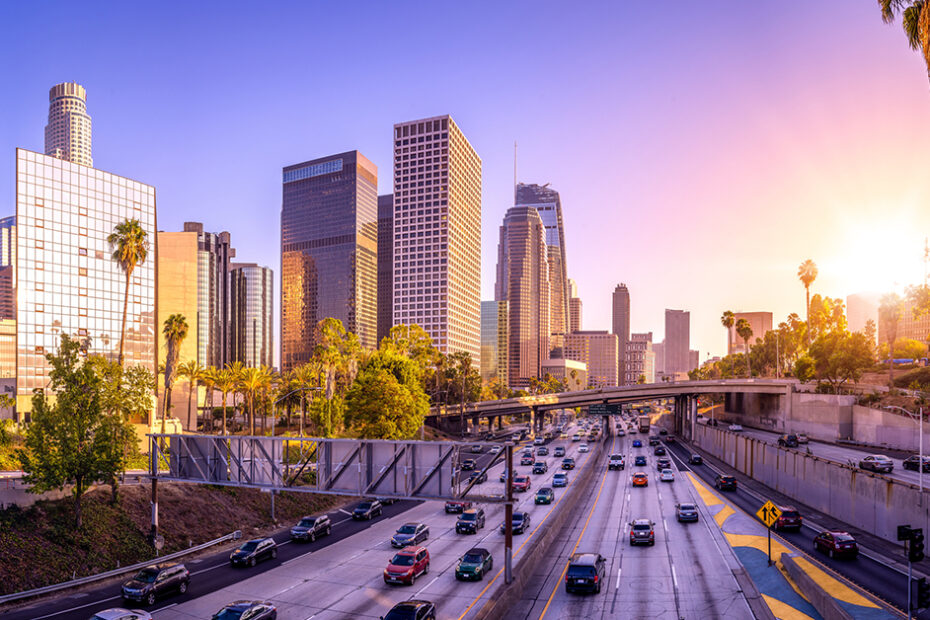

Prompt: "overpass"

[427,378,798,439]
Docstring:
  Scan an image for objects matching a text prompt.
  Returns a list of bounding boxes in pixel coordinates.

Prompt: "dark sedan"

[391,523,429,548]
[382,599,436,620]
[676,503,699,522]
[689,454,703,465]
[230,538,277,567]
[500,511,531,534]
[714,475,737,491]
[903,455,930,472]
[212,600,277,620]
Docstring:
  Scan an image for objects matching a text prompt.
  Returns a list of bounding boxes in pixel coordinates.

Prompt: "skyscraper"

[44,82,93,167]
[0,216,15,322]
[495,206,549,387]
[626,332,654,384]
[15,148,156,415]
[377,194,394,344]
[664,309,690,375]
[515,183,568,357]
[727,311,773,355]
[392,115,481,361]
[480,300,509,387]
[612,283,630,383]
[230,263,274,368]
[564,331,619,387]
[281,151,378,370]
[568,278,582,333]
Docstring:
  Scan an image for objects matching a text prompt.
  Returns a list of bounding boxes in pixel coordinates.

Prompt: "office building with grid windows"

[377,194,394,344]
[281,151,378,371]
[392,115,482,361]
[14,148,156,414]
[480,300,508,386]
[44,82,93,167]
[230,262,274,368]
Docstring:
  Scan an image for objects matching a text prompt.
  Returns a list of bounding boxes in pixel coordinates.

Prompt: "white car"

[728,424,744,432]
[533,437,544,446]
[578,443,589,453]
[660,469,675,482]
[796,433,809,444]
[489,445,502,455]
[91,610,154,620]
[618,429,626,436]
[572,433,582,442]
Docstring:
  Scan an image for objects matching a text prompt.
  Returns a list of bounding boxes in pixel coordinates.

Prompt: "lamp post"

[275,386,323,437]
[886,405,924,506]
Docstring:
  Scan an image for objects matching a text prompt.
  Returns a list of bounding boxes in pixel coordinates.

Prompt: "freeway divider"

[781,552,854,620]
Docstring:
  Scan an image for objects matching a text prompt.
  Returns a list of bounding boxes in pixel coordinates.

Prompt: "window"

[78,267,87,276]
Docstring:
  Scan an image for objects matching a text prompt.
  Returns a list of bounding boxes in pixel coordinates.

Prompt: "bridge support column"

[497,415,503,431]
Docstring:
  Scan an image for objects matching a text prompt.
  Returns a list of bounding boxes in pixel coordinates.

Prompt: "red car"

[773,506,802,531]
[512,476,531,492]
[445,500,473,514]
[520,454,535,466]
[383,546,430,585]
[813,531,859,559]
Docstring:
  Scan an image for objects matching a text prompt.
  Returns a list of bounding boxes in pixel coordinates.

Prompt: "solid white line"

[663,519,668,533]
[671,564,678,589]
[151,603,177,615]
[31,595,121,619]
[658,492,662,501]
[616,567,622,589]
[338,508,353,516]
[192,561,231,576]
[414,575,440,596]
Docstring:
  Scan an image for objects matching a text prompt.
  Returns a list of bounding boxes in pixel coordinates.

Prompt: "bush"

[893,366,930,389]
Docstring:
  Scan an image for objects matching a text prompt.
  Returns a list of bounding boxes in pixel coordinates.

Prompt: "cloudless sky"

[2,1,929,364]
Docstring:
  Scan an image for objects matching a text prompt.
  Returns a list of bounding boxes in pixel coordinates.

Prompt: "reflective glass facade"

[281,151,378,370]
[15,148,156,405]
[480,300,508,386]
[230,263,274,368]
[377,194,394,344]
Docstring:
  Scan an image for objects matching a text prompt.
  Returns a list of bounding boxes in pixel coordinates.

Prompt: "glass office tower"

[230,263,274,368]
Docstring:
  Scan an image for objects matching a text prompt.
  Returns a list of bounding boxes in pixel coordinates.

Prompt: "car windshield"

[383,609,418,620]
[463,553,484,563]
[835,534,856,542]
[239,541,259,552]
[515,477,528,483]
[397,524,418,534]
[513,514,525,522]
[133,568,159,583]
[298,518,314,527]
[357,502,371,510]
[633,523,651,531]
[460,512,477,521]
[662,469,673,475]
[213,609,246,620]
[390,554,415,566]
[679,504,695,511]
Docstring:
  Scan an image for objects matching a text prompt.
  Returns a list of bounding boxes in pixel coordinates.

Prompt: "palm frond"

[882,0,916,23]
[903,2,923,50]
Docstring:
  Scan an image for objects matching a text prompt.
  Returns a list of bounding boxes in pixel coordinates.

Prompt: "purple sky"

[2,1,929,363]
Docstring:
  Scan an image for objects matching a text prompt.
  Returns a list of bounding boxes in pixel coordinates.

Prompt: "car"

[859,455,894,473]
[648,437,660,446]
[553,472,568,487]
[290,514,332,542]
[445,500,473,514]
[618,429,626,437]
[777,434,799,448]
[565,552,607,594]
[467,471,489,485]
[499,469,511,483]
[770,506,802,531]
[512,475,532,492]
[353,500,383,520]
[903,455,930,472]
[489,445,503,455]
[654,446,666,456]
[91,609,154,620]
[534,437,545,446]
[659,429,668,436]
[813,531,859,559]
[392,523,430,548]
[455,508,486,534]
[572,433,582,442]
[608,454,625,470]
[629,518,655,545]
[796,433,809,444]
[461,458,477,471]
[665,435,676,443]
[676,502,699,522]
[629,428,638,434]
[562,457,576,470]
[121,563,189,607]
[455,548,493,581]
[535,487,555,504]
[383,547,430,585]
[537,446,549,456]
[520,454,535,466]
[471,445,484,453]
[632,439,643,448]
[632,472,648,487]
[501,511,532,534]
[655,457,671,470]
[532,461,549,474]
[554,446,566,457]
[230,537,278,567]
[715,475,737,491]
[689,454,703,465]
[634,455,647,466]
[729,424,744,432]
[382,599,436,620]
[659,469,675,482]
[579,443,590,453]
[211,600,277,620]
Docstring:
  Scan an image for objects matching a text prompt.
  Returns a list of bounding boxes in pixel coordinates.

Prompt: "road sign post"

[756,500,782,566]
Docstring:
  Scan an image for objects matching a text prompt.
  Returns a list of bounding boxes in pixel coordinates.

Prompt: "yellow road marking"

[715,505,734,527]
[761,594,820,620]
[792,555,879,608]
[686,471,724,506]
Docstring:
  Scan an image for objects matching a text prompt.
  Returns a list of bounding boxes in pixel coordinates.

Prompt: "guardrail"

[0,530,242,606]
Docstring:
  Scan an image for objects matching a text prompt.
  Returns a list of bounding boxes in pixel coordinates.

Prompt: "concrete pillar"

[496,415,503,431]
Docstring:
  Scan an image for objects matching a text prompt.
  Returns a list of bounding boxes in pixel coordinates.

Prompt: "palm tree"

[161,314,189,433]
[178,360,205,432]
[200,367,219,433]
[879,293,904,387]
[107,219,149,366]
[239,366,268,436]
[215,368,237,435]
[293,362,319,435]
[797,260,818,347]
[735,318,754,377]
[880,1,930,85]
[721,310,735,353]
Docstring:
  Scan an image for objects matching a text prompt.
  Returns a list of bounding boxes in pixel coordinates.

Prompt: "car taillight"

[593,575,599,583]
[650,530,654,536]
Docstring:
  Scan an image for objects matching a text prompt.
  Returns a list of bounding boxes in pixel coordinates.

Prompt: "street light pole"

[886,406,924,506]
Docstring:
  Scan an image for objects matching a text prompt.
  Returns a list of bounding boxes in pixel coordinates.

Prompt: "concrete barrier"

[780,553,853,620]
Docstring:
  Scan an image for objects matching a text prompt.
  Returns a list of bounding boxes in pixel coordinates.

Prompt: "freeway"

[510,433,755,619]
[5,421,597,620]
[664,439,922,617]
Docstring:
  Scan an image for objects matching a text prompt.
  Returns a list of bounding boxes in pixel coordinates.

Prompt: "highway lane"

[665,439,922,617]
[509,434,753,619]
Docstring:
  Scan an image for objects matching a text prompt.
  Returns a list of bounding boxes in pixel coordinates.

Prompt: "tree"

[17,336,137,527]
[239,366,270,436]
[879,1,930,85]
[200,367,219,433]
[177,360,204,432]
[215,367,237,435]
[720,310,735,350]
[344,349,429,439]
[107,220,149,366]
[808,331,875,392]
[797,259,818,347]
[793,354,816,383]
[879,337,929,360]
[879,293,904,386]
[161,314,189,433]
[807,294,848,341]
[735,318,753,377]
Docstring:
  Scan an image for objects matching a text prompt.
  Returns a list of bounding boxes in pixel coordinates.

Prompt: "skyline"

[3,2,930,362]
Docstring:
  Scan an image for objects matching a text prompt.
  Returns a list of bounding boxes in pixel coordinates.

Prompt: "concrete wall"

[723,392,855,442]
[694,422,930,543]
[852,405,930,452]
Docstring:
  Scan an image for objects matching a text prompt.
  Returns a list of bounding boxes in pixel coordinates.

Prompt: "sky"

[2,1,930,363]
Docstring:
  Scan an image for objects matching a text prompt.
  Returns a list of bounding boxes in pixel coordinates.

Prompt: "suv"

[715,475,737,491]
[533,461,548,474]
[456,508,486,534]
[689,454,703,465]
[562,458,576,470]
[383,547,430,585]
[655,457,671,470]
[230,537,278,567]
[461,458,477,471]
[608,455,625,470]
[290,514,332,542]
[648,437,660,446]
[445,500,473,514]
[773,506,802,531]
[121,563,190,606]
[653,446,666,456]
[554,446,566,457]
[565,553,607,594]
[520,454,535,466]
[352,499,383,520]
[629,519,655,545]
[859,455,894,473]
[512,476,532,492]
[777,434,799,448]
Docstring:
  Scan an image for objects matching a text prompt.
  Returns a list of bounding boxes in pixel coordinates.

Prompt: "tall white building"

[392,115,482,361]
[44,82,93,167]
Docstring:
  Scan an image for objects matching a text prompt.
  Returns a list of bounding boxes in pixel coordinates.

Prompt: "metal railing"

[0,530,242,606]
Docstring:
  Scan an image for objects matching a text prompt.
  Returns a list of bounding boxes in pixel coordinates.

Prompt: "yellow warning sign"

[756,500,782,527]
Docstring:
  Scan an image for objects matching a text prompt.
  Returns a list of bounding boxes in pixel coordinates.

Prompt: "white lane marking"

[31,596,121,619]
[192,561,232,576]
[151,603,177,615]
[414,575,440,596]
[616,567,622,589]
[671,564,678,588]
[627,493,630,502]
[663,519,668,533]
[658,492,662,501]
[338,508,353,516]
